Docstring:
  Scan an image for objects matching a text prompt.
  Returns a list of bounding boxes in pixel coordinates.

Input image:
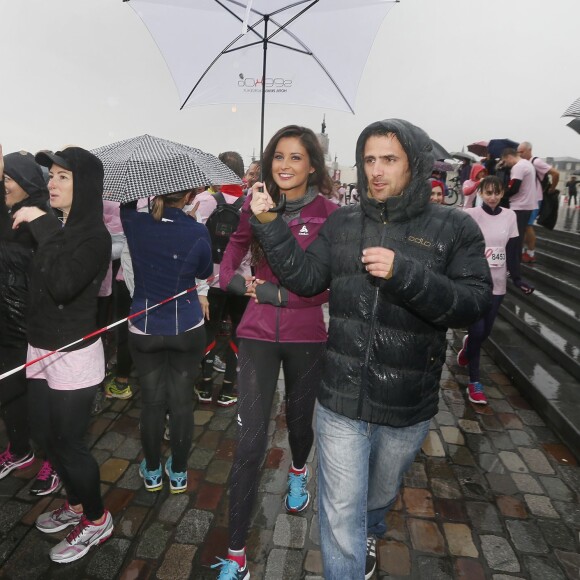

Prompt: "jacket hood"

[355,119,434,223]
[469,163,486,181]
[3,151,49,212]
[37,147,104,229]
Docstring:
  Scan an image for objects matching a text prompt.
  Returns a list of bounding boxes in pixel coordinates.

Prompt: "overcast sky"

[2,0,579,167]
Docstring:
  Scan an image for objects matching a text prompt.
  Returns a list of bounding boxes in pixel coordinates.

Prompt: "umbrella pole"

[259,14,269,174]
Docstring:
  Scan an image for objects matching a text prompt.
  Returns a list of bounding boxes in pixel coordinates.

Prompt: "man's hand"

[361,247,396,280]
[12,206,46,229]
[250,182,277,223]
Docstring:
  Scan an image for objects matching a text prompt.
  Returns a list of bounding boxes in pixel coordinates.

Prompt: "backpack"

[205,192,246,264]
[531,157,551,194]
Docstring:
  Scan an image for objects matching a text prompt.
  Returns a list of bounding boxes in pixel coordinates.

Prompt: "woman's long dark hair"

[251,125,332,264]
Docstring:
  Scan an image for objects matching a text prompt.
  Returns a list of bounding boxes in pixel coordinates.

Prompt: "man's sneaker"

[165,456,187,494]
[196,382,213,403]
[468,382,488,405]
[49,511,113,564]
[365,536,377,579]
[457,335,469,367]
[104,378,133,400]
[211,557,250,580]
[213,355,226,373]
[30,461,62,496]
[217,391,238,407]
[284,466,309,513]
[139,459,163,491]
[36,501,83,534]
[0,446,35,480]
[522,251,536,264]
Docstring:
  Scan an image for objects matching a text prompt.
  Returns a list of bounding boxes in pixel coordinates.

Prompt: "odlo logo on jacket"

[299,225,309,236]
[408,235,432,248]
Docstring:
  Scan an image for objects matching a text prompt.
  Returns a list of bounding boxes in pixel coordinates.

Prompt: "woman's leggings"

[28,379,103,521]
[467,294,504,383]
[228,339,326,550]
[129,326,206,473]
[0,346,31,456]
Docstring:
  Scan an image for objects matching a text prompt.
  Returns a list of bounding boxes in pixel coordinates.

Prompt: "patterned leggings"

[228,339,325,550]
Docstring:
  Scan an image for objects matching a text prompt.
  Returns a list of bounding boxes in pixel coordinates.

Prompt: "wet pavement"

[0,330,579,579]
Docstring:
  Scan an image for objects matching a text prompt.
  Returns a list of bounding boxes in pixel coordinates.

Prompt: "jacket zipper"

[356,216,388,419]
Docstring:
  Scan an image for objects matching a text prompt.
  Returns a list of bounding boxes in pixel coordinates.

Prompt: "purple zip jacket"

[220,193,338,342]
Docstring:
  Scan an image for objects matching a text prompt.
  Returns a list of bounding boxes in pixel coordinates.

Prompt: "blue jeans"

[316,402,430,580]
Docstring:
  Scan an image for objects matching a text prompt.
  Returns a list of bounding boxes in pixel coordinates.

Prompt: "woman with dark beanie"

[0,149,62,496]
[11,147,112,564]
[121,188,212,495]
[213,126,337,579]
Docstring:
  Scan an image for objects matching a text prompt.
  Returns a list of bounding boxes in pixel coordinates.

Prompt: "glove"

[255,281,288,306]
[227,274,248,296]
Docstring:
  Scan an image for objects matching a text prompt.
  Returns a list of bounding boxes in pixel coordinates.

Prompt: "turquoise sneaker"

[211,557,250,580]
[139,459,162,492]
[284,466,310,512]
[165,456,187,494]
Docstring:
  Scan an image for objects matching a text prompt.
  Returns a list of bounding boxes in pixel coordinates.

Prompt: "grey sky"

[2,0,579,166]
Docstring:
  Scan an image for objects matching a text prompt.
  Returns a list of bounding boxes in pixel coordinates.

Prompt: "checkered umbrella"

[91,134,242,203]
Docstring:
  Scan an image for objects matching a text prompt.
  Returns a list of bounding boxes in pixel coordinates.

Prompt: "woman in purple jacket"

[214,126,337,579]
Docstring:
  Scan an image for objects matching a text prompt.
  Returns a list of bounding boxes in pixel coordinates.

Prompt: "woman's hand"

[199,295,210,320]
[250,182,275,217]
[12,206,46,229]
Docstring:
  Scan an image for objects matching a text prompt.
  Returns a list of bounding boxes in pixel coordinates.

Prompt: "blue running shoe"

[139,459,162,492]
[284,466,310,513]
[211,557,250,580]
[165,456,187,494]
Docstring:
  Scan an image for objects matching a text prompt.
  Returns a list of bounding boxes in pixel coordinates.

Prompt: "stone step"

[521,262,580,302]
[535,236,580,265]
[532,248,580,279]
[506,280,580,335]
[499,290,580,382]
[487,316,580,460]
[537,223,580,246]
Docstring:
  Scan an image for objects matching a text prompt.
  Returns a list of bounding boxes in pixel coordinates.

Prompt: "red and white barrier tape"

[0,276,217,382]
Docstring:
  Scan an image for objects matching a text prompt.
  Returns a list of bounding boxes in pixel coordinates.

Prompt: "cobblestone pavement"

[0,330,579,579]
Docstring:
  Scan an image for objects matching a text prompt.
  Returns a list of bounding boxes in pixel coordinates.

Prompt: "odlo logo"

[408,236,432,248]
[238,73,293,88]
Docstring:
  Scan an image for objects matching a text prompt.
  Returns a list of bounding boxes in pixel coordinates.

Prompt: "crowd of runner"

[0,119,553,578]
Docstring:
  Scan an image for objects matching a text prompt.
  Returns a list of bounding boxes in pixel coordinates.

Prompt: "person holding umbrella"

[214,125,338,579]
[121,185,213,494]
[11,147,113,564]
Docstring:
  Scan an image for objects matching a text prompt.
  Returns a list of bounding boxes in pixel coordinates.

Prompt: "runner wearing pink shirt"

[458,176,534,404]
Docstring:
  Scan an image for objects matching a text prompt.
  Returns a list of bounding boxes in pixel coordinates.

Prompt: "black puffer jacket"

[0,152,49,348]
[252,119,492,427]
[27,147,111,351]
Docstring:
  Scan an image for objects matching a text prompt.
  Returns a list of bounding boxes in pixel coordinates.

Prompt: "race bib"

[485,247,506,267]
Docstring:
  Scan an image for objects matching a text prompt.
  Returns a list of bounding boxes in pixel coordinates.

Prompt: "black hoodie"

[26,147,111,351]
[0,152,50,347]
[252,119,492,427]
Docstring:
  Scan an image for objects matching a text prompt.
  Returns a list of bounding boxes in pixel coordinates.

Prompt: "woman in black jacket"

[11,147,113,564]
[0,149,60,494]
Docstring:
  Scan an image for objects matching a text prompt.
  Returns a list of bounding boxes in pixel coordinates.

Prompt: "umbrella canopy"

[124,0,397,155]
[467,141,489,157]
[566,118,580,136]
[431,140,452,161]
[562,97,580,118]
[433,160,456,172]
[450,151,479,163]
[91,134,242,203]
[487,138,519,158]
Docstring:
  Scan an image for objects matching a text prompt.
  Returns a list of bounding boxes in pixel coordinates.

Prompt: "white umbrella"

[123,0,398,155]
[91,134,242,203]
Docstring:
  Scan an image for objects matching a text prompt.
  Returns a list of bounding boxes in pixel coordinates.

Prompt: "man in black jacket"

[248,119,492,579]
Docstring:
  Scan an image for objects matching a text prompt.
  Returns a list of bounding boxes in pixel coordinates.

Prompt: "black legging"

[129,326,206,473]
[28,379,103,520]
[0,346,31,456]
[466,294,504,383]
[229,339,325,550]
[202,288,249,384]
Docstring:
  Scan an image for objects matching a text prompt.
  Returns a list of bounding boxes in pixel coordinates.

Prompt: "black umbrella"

[487,138,519,158]
[431,140,451,161]
[566,118,580,136]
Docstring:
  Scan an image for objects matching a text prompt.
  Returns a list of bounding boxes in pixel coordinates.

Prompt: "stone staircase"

[486,225,580,459]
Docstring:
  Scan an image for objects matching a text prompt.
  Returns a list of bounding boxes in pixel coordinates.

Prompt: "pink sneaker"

[0,446,35,480]
[468,382,488,405]
[457,335,469,367]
